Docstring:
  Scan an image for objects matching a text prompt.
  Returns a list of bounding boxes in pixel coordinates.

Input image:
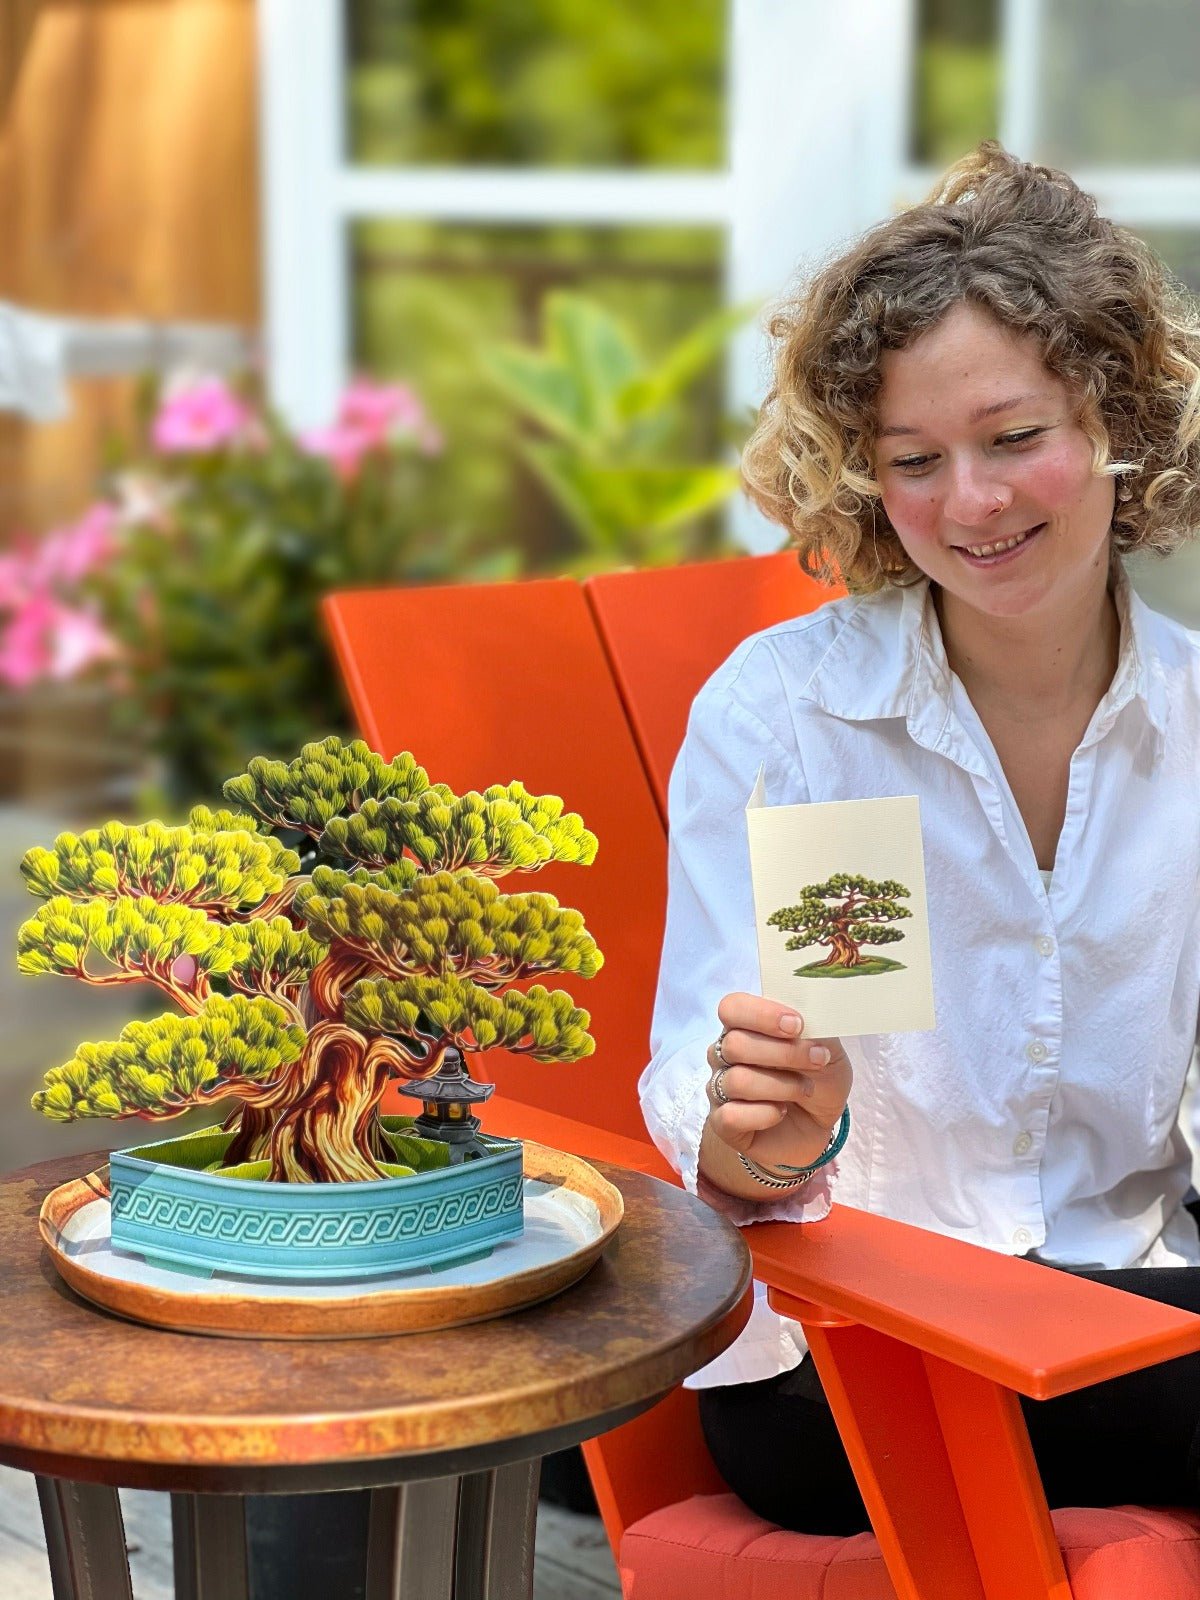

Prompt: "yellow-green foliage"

[225,917,327,996]
[20,821,298,913]
[18,734,604,1138]
[18,895,250,983]
[300,869,602,985]
[187,804,266,836]
[480,781,598,867]
[322,783,598,877]
[223,736,434,835]
[291,858,422,918]
[345,974,594,1062]
[32,995,306,1121]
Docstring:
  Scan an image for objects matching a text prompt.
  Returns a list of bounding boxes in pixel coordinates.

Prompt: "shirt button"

[1036,936,1054,957]
[1026,1040,1048,1063]
[1014,1227,1033,1250]
[1013,1131,1033,1157]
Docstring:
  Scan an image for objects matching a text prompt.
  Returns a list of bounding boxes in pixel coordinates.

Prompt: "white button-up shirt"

[640,569,1200,1387]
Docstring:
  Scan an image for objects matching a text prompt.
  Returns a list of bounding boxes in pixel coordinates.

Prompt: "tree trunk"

[220,1102,275,1167]
[816,931,861,968]
[230,1021,394,1182]
[308,946,371,1019]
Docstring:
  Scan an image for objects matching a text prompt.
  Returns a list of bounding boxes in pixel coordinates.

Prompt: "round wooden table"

[0,1152,752,1600]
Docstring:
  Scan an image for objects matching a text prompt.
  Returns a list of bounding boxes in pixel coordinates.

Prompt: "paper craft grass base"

[795,957,907,978]
[39,1143,623,1339]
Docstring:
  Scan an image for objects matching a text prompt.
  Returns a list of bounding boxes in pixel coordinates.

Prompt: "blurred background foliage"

[344,0,732,575]
[912,0,1000,166]
[88,379,509,805]
[481,291,744,568]
[352,220,730,569]
[346,0,725,168]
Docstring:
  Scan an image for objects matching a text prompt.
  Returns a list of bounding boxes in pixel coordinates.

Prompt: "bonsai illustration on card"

[745,777,935,1038]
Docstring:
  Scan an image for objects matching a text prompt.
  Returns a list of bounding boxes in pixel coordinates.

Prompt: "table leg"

[454,1458,540,1600]
[35,1475,134,1600]
[171,1492,250,1600]
[363,1458,541,1600]
[365,1477,460,1599]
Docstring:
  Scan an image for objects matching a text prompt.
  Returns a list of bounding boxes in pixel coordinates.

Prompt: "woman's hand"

[703,992,852,1176]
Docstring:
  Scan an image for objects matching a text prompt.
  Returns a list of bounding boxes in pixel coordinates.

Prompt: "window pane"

[346,0,725,168]
[351,222,725,564]
[1123,227,1200,629]
[1038,1,1200,166]
[1136,228,1200,296]
[910,0,1000,166]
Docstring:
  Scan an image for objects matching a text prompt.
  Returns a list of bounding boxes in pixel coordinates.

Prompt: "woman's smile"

[953,521,1047,566]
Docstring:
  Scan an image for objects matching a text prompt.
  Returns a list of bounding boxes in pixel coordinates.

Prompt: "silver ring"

[711,1065,730,1105]
[713,1028,729,1066]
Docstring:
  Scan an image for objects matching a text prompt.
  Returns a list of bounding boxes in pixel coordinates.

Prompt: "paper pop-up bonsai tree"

[19,737,602,1185]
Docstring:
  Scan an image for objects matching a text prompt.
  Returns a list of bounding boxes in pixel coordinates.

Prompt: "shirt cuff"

[640,1031,837,1224]
[696,1164,834,1226]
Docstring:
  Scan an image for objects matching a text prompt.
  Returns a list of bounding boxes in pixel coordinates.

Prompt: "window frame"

[257,0,918,549]
[260,2,1200,552]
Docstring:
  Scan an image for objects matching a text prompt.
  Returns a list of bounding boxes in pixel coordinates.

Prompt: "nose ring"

[994,495,1005,512]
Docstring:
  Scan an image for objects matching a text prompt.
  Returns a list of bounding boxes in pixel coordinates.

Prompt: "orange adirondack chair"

[324,552,1200,1600]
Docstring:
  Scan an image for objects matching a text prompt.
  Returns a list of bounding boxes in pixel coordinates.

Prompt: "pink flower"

[0,542,35,610]
[0,594,53,685]
[151,379,254,454]
[298,423,374,481]
[299,377,436,479]
[337,378,426,445]
[35,503,119,587]
[111,472,179,530]
[50,604,120,678]
[0,594,119,687]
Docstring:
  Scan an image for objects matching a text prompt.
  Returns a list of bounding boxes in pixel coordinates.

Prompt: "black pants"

[699,1217,1200,1536]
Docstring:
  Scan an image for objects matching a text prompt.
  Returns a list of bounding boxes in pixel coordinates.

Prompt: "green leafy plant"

[768,873,912,977]
[2,377,518,804]
[20,736,602,1183]
[483,290,749,567]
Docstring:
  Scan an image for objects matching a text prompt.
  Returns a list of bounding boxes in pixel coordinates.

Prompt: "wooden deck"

[0,1465,621,1598]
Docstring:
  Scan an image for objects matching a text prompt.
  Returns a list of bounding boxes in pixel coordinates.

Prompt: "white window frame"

[259,1,1200,552]
[902,0,1200,229]
[257,0,917,550]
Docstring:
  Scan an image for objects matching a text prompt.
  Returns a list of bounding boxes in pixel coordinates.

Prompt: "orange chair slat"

[805,1321,989,1600]
[759,1206,1200,1397]
[481,1097,677,1182]
[585,552,842,820]
[323,580,669,1144]
[923,1355,1073,1600]
[581,1383,732,1562]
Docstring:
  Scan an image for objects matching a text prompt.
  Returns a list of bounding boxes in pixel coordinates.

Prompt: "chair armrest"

[482,1097,679,1183]
[749,1204,1200,1398]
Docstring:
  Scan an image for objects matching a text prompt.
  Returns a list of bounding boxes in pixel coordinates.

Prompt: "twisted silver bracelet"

[735,1152,810,1189]
[735,1106,850,1191]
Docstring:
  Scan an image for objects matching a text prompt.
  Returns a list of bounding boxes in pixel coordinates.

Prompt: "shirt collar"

[798,566,1169,759]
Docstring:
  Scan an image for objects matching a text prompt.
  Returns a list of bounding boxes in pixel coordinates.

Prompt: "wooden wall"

[0,0,260,531]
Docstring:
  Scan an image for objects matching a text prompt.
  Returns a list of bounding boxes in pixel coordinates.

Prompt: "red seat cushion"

[620,1493,1200,1599]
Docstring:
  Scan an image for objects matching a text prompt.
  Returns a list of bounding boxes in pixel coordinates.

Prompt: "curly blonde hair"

[742,142,1200,592]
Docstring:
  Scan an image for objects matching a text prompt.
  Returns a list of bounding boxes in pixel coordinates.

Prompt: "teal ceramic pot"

[107,1126,524,1281]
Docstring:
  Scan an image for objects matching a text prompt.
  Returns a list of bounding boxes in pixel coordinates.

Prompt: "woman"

[639,142,1200,1534]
